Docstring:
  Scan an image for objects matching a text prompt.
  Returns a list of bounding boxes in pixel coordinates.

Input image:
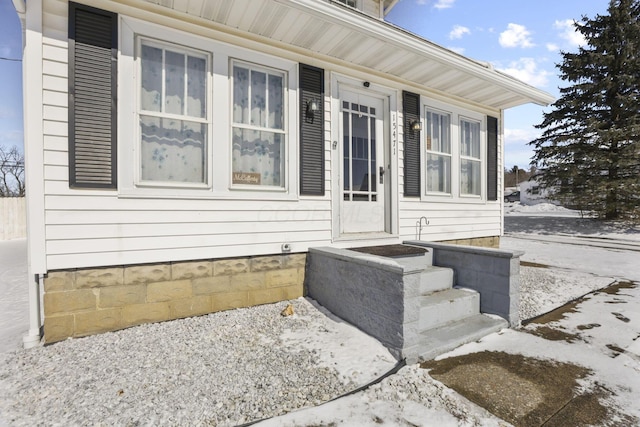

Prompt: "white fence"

[0,197,26,240]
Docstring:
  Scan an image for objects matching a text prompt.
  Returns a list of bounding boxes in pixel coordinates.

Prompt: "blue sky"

[386,0,611,169]
[1,0,611,169]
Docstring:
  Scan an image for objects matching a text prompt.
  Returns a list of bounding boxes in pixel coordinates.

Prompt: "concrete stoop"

[306,244,517,363]
[396,250,507,361]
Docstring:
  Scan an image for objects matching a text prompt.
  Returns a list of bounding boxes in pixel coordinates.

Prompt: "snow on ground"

[0,239,28,354]
[1,205,639,425]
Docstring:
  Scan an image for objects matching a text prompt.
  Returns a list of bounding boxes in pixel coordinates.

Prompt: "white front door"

[339,90,388,234]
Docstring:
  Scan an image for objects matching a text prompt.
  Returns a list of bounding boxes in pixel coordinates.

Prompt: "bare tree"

[0,145,25,197]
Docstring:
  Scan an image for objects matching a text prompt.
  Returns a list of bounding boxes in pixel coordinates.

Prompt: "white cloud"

[499,23,535,48]
[433,0,455,9]
[449,25,470,40]
[415,0,455,8]
[554,19,586,48]
[546,43,559,52]
[497,58,551,88]
[505,127,540,145]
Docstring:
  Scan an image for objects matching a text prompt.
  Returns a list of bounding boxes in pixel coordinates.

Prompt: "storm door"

[340,90,388,234]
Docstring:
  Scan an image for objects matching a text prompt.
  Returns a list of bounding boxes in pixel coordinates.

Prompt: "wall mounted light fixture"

[411,120,422,131]
[306,99,319,123]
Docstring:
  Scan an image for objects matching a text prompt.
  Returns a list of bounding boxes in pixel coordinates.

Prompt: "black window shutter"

[68,3,117,188]
[487,116,498,201]
[403,91,420,197]
[299,64,325,196]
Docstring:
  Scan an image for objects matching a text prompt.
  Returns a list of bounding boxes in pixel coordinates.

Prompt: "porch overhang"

[134,0,555,110]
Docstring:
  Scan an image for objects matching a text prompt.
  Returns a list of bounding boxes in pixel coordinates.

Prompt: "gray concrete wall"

[405,241,522,326]
[305,247,418,360]
[0,197,26,240]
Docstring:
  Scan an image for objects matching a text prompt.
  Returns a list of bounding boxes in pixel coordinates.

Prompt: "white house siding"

[39,0,505,272]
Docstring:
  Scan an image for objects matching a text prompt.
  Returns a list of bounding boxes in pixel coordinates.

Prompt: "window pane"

[251,70,267,127]
[233,66,249,124]
[427,111,451,153]
[461,119,480,159]
[165,50,185,115]
[427,153,450,193]
[232,128,283,187]
[187,55,206,118]
[351,113,369,191]
[343,111,350,191]
[461,159,481,195]
[268,74,283,129]
[140,44,162,112]
[140,115,205,183]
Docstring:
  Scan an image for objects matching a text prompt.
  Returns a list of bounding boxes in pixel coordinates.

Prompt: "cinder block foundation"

[43,253,306,343]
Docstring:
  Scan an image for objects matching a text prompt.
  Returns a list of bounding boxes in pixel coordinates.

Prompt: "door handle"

[379,166,384,184]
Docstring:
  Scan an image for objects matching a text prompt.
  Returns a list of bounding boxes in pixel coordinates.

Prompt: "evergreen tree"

[530,0,640,220]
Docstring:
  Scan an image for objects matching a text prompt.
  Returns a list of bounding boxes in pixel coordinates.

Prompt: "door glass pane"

[370,117,376,193]
[343,111,350,193]
[352,112,369,193]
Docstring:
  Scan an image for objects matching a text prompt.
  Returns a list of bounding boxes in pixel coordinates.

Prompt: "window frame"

[135,36,212,188]
[118,16,298,200]
[230,59,288,191]
[424,106,453,196]
[420,98,487,203]
[459,116,483,198]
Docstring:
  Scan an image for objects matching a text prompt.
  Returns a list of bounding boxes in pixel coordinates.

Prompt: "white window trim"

[424,105,453,197]
[420,98,486,203]
[459,115,483,198]
[118,16,299,200]
[135,36,213,189]
[229,59,288,192]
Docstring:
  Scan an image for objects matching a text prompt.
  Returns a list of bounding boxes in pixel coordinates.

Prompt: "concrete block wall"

[406,241,522,326]
[305,247,424,361]
[43,253,306,343]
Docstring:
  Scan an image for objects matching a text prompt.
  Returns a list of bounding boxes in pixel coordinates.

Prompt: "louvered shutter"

[299,64,325,196]
[68,3,117,188]
[403,91,421,197]
[487,116,498,201]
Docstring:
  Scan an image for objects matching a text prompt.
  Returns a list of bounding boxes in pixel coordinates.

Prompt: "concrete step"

[419,288,479,330]
[417,314,508,361]
[392,250,433,272]
[418,266,454,294]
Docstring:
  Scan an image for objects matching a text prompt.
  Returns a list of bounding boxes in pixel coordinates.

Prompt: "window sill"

[117,187,299,202]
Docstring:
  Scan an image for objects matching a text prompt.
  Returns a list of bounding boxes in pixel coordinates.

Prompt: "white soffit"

[139,0,555,110]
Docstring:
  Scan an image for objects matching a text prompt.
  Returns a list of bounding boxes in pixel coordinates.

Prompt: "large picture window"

[232,62,286,188]
[138,39,209,184]
[425,109,451,194]
[460,118,481,196]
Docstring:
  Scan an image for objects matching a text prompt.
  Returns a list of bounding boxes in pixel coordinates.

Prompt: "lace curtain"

[232,65,284,187]
[139,42,207,183]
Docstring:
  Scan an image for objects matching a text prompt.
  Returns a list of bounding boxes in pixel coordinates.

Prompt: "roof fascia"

[280,0,554,106]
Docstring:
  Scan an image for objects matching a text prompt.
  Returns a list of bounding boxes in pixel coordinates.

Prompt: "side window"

[425,109,451,194]
[138,39,209,184]
[460,118,481,196]
[231,62,286,188]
